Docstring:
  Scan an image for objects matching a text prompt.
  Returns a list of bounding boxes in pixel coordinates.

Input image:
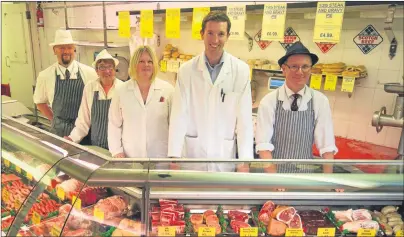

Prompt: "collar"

[284,83,306,99]
[56,60,77,79]
[127,78,161,90]
[204,52,225,69]
[96,77,118,89]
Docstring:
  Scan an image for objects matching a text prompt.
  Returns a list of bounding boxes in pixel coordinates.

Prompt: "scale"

[268,76,286,91]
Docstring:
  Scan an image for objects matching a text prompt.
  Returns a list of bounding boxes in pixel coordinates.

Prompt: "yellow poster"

[261,3,287,41]
[227,5,246,40]
[160,60,167,72]
[140,10,154,38]
[317,228,336,237]
[324,74,338,91]
[310,74,322,90]
[341,76,355,92]
[313,2,345,43]
[118,11,131,38]
[158,226,176,236]
[192,7,210,40]
[166,8,180,38]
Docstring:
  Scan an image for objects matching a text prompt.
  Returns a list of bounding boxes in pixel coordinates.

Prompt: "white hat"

[49,30,77,46]
[92,49,119,68]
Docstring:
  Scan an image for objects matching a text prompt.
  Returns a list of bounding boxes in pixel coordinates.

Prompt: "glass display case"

[2,116,403,237]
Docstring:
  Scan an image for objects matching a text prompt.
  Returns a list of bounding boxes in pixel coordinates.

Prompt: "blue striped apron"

[272,88,315,173]
[51,67,85,137]
[90,91,111,149]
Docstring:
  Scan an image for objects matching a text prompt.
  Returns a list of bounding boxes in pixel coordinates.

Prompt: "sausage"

[382,206,399,215]
[386,213,402,219]
[388,221,404,227]
[388,217,403,222]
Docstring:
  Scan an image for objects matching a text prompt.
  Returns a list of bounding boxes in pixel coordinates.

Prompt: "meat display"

[94,195,127,220]
[56,179,83,199]
[228,210,249,222]
[352,209,372,221]
[272,206,297,224]
[267,218,287,236]
[25,198,61,223]
[342,220,379,233]
[1,173,21,183]
[299,210,335,235]
[1,179,32,210]
[258,201,276,225]
[230,220,250,234]
[70,186,109,207]
[374,206,404,236]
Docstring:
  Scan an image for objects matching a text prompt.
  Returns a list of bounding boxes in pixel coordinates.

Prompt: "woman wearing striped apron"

[65,49,123,150]
[256,42,338,175]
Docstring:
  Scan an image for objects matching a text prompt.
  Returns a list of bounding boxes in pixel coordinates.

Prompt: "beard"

[61,55,72,65]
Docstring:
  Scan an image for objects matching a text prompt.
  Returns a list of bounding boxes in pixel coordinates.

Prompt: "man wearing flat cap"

[255,41,338,174]
[34,30,98,139]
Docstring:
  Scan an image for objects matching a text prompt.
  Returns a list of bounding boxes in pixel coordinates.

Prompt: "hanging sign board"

[166,8,180,38]
[140,10,154,38]
[313,2,345,43]
[227,5,246,40]
[261,3,287,41]
[192,7,210,40]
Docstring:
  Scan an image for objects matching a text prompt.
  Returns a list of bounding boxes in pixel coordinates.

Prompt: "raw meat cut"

[259,201,276,225]
[203,210,216,220]
[59,204,72,215]
[159,199,178,206]
[288,213,302,228]
[342,220,379,233]
[207,222,222,234]
[206,215,219,226]
[300,210,335,235]
[267,218,287,236]
[228,210,249,222]
[190,214,203,225]
[352,209,372,221]
[230,220,250,234]
[94,195,127,219]
[261,201,276,212]
[56,179,83,197]
[272,206,296,224]
[70,187,108,206]
[333,209,353,222]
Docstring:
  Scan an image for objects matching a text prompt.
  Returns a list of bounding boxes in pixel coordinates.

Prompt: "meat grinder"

[372,82,404,160]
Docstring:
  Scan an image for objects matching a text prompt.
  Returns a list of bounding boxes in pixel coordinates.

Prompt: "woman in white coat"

[108,46,174,158]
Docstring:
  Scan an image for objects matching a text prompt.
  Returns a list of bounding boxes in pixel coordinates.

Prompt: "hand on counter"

[113,152,126,158]
[63,136,73,142]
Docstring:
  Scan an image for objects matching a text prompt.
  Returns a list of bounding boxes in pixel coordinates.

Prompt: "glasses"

[284,64,312,72]
[98,65,114,71]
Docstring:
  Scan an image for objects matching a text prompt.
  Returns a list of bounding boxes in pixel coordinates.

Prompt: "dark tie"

[65,69,70,80]
[291,94,300,111]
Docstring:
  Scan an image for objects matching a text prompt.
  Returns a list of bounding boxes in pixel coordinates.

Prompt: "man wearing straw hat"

[34,29,97,139]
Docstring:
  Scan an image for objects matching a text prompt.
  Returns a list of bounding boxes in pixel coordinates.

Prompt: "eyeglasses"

[284,64,312,72]
[98,65,114,71]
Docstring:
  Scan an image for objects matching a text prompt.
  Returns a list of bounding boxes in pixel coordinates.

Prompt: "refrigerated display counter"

[2,116,403,236]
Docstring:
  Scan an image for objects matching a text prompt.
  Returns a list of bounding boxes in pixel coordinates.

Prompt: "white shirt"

[108,79,175,157]
[68,78,124,143]
[33,60,98,107]
[255,84,338,156]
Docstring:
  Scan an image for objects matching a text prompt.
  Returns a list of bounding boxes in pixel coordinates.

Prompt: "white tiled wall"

[37,2,404,148]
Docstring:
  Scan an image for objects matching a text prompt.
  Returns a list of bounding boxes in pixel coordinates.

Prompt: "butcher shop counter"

[1,116,404,237]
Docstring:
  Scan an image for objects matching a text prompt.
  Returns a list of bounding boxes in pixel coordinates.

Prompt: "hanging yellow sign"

[160,60,167,72]
[324,74,338,91]
[341,76,355,92]
[140,10,154,38]
[227,5,246,40]
[118,11,131,38]
[310,74,323,90]
[166,8,180,38]
[313,2,345,43]
[192,7,210,40]
[261,3,287,41]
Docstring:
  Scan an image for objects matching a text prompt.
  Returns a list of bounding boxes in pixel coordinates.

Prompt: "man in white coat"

[168,12,254,172]
[34,30,98,138]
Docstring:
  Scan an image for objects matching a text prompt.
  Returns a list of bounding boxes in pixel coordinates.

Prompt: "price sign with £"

[317,227,336,237]
[341,76,356,93]
[158,226,176,236]
[313,2,345,43]
[261,3,287,41]
[198,227,215,236]
[240,227,258,237]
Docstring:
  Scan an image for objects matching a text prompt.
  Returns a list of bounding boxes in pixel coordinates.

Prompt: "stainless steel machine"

[372,81,404,160]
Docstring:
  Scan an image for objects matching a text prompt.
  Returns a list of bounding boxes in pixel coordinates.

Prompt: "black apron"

[51,66,91,145]
[90,91,111,149]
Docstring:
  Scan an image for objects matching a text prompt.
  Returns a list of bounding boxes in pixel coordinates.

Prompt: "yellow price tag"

[192,7,210,40]
[171,61,180,73]
[2,189,10,202]
[72,195,82,210]
[310,74,322,90]
[160,60,167,72]
[118,11,131,38]
[285,228,304,237]
[51,226,61,237]
[56,186,65,200]
[158,226,176,236]
[166,8,181,39]
[324,74,338,91]
[313,2,345,43]
[227,5,246,41]
[357,228,376,237]
[341,76,356,93]
[140,10,154,38]
[27,172,33,181]
[15,165,21,174]
[198,227,215,236]
[94,207,105,221]
[14,199,22,210]
[4,159,10,167]
[32,211,41,225]
[396,230,404,237]
[240,227,258,237]
[317,227,336,237]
